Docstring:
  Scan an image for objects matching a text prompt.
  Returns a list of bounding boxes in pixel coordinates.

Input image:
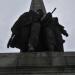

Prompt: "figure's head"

[37,9,44,17]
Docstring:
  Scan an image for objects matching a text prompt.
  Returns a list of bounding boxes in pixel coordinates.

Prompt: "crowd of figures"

[7,9,68,52]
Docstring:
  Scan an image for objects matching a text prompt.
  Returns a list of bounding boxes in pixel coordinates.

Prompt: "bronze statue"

[7,0,68,52]
[7,9,68,52]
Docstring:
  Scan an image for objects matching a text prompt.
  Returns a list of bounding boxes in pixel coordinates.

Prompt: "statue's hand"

[63,30,69,37]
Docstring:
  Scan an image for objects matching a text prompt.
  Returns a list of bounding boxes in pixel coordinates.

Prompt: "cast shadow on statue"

[7,9,68,52]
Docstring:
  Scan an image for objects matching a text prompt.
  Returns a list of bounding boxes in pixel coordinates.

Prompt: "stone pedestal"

[0,52,75,75]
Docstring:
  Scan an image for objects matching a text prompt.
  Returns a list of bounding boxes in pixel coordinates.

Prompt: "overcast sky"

[0,0,75,53]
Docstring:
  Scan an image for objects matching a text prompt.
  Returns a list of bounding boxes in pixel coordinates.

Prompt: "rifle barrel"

[51,8,56,14]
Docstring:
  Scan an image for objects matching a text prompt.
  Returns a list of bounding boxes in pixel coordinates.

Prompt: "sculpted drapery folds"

[7,10,44,52]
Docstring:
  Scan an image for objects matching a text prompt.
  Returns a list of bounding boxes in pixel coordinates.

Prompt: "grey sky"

[0,0,74,53]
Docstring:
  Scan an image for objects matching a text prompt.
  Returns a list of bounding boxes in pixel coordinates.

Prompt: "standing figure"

[28,9,45,51]
[40,12,56,51]
[7,9,45,52]
[52,17,68,52]
[41,12,68,52]
[7,10,41,52]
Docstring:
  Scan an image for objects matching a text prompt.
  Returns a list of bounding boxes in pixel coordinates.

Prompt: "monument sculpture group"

[7,0,68,52]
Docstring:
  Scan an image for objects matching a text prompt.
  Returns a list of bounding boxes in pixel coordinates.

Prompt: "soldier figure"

[41,12,56,51]
[7,11,33,52]
[52,17,68,52]
[41,12,68,52]
[7,9,44,52]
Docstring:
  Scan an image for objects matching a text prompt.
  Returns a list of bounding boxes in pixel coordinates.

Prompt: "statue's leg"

[29,23,41,51]
[46,28,55,51]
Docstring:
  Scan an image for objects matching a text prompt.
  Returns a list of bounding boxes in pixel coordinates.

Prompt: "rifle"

[51,8,56,14]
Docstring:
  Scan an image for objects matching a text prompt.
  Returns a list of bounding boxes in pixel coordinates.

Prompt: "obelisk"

[30,0,46,15]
